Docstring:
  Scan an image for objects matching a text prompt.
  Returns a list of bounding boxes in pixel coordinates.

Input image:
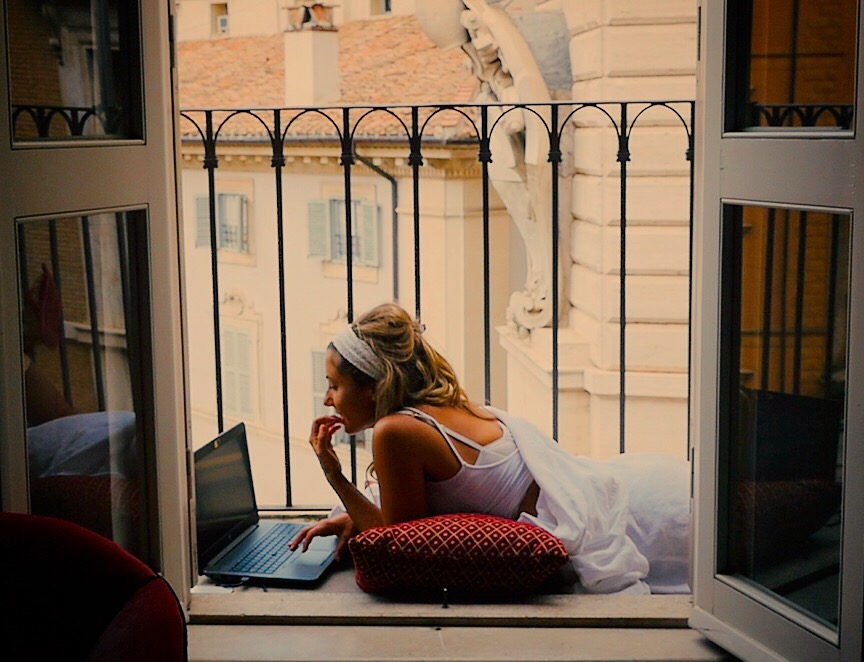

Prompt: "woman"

[290,303,689,595]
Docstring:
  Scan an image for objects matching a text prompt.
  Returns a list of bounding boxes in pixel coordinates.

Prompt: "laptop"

[194,422,338,586]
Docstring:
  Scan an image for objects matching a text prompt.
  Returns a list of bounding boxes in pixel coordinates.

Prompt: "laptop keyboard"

[228,523,304,574]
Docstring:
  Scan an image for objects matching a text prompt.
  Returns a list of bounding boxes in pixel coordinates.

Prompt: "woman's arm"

[311,414,431,529]
[310,415,385,531]
[371,415,429,525]
[288,512,356,561]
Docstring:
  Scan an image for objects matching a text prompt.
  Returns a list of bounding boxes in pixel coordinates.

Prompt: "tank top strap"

[397,407,485,458]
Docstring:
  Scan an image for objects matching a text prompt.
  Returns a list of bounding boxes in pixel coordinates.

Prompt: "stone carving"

[416,0,567,330]
[285,2,336,31]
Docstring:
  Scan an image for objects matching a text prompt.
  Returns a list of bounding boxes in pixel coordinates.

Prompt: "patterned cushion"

[348,513,569,598]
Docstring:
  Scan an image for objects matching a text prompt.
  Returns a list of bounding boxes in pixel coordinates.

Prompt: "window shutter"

[196,196,211,247]
[240,195,249,253]
[222,327,237,413]
[329,199,346,261]
[218,193,248,253]
[222,326,253,417]
[359,201,379,266]
[236,329,251,414]
[308,200,328,258]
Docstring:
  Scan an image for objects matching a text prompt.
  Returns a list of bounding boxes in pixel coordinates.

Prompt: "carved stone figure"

[416,0,567,330]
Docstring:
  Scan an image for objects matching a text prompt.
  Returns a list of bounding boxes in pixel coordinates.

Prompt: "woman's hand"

[310,415,344,479]
[288,513,355,561]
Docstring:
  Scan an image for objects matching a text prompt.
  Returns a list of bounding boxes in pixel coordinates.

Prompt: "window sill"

[321,261,379,283]
[189,516,693,628]
[199,248,256,267]
[189,575,692,628]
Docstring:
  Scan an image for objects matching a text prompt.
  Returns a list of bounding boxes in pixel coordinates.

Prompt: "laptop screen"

[194,423,259,569]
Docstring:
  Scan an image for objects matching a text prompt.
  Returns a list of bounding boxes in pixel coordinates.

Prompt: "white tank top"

[398,407,535,520]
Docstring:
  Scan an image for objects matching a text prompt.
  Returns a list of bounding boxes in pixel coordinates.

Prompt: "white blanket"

[495,408,690,594]
[332,409,692,595]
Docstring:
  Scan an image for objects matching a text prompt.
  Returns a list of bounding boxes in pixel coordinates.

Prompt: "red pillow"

[735,479,841,564]
[348,513,569,599]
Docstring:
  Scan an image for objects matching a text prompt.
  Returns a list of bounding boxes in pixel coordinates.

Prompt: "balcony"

[11,98,848,660]
[176,99,696,509]
[17,98,847,517]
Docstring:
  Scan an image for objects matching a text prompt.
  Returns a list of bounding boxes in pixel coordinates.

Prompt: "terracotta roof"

[178,16,479,142]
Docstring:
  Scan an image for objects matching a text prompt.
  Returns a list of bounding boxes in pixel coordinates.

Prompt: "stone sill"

[189,590,692,629]
[497,325,588,390]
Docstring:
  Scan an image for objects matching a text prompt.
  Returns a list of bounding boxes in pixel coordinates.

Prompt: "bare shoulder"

[372,413,430,447]
[372,413,437,465]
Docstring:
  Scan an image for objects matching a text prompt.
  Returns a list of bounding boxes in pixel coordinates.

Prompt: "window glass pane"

[7,0,143,142]
[18,211,153,562]
[218,193,247,253]
[729,0,857,130]
[721,203,849,630]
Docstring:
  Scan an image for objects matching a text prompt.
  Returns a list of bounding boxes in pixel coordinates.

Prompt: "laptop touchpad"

[294,535,336,565]
[295,550,331,566]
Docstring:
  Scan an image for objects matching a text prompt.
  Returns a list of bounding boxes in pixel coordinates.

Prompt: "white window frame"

[211,3,229,36]
[689,1,863,660]
[216,13,229,35]
[307,198,380,268]
[194,178,255,265]
[196,193,249,252]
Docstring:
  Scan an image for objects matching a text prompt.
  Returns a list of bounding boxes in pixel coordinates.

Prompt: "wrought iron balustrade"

[11,103,124,139]
[750,103,854,129]
[180,100,696,509]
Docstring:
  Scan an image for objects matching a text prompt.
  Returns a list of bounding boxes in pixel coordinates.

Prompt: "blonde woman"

[290,303,690,595]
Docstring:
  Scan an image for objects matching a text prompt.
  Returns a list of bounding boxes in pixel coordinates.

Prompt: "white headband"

[331,325,385,380]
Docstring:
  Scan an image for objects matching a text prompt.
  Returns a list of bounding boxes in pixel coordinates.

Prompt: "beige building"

[177,7,514,505]
[176,0,697,505]
[3,2,861,660]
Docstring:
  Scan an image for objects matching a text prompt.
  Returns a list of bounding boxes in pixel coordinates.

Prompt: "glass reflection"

[731,0,857,130]
[6,0,142,142]
[723,204,848,629]
[19,212,150,560]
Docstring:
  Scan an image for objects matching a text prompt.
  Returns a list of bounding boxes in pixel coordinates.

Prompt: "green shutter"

[360,202,379,266]
[196,196,211,247]
[222,326,253,417]
[308,200,328,258]
[221,327,237,413]
[240,195,249,253]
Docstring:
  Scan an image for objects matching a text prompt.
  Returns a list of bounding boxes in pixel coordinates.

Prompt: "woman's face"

[324,348,377,434]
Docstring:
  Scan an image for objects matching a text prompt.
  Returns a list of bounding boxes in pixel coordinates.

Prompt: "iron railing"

[750,103,854,130]
[16,100,852,511]
[11,104,124,139]
[178,100,696,508]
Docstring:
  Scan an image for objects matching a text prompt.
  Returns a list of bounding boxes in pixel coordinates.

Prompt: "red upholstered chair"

[0,512,187,661]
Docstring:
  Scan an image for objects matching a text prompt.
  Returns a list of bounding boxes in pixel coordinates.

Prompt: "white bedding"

[333,440,692,595]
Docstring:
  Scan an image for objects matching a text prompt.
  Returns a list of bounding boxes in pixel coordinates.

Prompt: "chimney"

[283,3,341,107]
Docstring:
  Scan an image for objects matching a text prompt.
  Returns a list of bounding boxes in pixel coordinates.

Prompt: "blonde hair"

[331,303,472,420]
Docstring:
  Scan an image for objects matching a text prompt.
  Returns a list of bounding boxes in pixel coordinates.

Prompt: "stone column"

[562,0,697,457]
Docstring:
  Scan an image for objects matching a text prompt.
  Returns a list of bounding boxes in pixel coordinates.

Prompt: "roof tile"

[178,16,479,141]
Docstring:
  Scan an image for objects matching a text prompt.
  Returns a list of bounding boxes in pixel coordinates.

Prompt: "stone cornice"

[180,141,483,178]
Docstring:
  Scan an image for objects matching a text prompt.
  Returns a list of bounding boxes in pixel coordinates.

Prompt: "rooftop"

[177,15,479,141]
